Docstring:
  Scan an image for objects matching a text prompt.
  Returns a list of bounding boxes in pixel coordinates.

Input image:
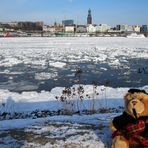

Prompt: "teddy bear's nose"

[131,100,137,106]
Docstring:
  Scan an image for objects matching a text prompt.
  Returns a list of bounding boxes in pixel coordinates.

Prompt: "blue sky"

[0,0,148,26]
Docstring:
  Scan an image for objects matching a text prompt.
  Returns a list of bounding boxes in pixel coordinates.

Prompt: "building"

[141,25,148,33]
[76,25,87,33]
[95,24,111,32]
[0,27,3,32]
[116,24,133,32]
[0,23,3,31]
[87,24,96,33]
[133,25,140,32]
[62,20,74,26]
[65,25,75,33]
[54,23,64,32]
[5,22,18,28]
[17,21,43,31]
[140,25,148,36]
[43,25,49,32]
[0,26,4,33]
[43,25,56,32]
[87,9,92,25]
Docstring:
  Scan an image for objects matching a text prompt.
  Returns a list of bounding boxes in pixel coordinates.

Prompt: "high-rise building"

[140,25,148,36]
[141,25,148,33]
[87,9,92,25]
[62,20,74,26]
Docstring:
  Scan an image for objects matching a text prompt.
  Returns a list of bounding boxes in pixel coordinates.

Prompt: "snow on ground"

[0,115,108,148]
[0,37,148,147]
[0,85,123,148]
[0,85,147,115]
[0,85,148,147]
[0,85,128,114]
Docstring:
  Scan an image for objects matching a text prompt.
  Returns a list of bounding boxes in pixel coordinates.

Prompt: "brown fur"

[110,90,148,148]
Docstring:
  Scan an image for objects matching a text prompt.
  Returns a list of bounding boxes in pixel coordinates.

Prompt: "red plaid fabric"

[126,120,148,146]
[138,136,148,146]
[126,120,145,135]
[113,119,148,147]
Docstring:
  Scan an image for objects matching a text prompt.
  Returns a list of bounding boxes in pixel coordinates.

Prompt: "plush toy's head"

[124,89,148,119]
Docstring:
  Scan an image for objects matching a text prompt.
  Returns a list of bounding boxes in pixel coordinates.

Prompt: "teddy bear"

[110,89,148,148]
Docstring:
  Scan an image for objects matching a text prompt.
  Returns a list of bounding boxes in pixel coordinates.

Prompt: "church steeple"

[87,9,92,25]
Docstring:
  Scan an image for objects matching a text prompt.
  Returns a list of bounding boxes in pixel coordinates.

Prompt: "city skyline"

[0,0,148,26]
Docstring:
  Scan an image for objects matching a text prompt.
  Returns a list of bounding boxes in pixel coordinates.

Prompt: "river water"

[0,37,148,92]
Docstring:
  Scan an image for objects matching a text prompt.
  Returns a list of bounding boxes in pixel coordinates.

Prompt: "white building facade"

[132,25,140,32]
[95,24,111,32]
[87,24,96,33]
[65,26,75,33]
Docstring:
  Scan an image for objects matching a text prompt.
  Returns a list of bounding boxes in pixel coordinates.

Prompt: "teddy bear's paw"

[109,120,117,132]
[112,136,129,148]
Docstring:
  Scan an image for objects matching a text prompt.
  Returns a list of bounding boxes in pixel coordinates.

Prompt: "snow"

[0,37,148,147]
[0,37,148,69]
[35,72,58,80]
[49,62,66,68]
[0,85,127,114]
[0,85,147,147]
[0,58,22,67]
[126,33,145,38]
[0,113,117,130]
[0,84,147,119]
[0,113,115,147]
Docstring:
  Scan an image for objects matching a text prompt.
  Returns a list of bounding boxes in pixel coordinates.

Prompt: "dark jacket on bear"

[113,111,148,138]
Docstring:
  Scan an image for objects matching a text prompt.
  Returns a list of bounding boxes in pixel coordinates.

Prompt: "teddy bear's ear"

[124,92,131,100]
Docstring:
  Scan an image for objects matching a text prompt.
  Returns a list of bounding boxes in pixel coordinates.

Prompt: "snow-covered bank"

[0,85,148,120]
[0,112,116,130]
[0,85,125,114]
[0,85,138,147]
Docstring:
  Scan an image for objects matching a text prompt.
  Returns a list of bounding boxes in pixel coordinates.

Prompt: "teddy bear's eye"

[139,98,143,101]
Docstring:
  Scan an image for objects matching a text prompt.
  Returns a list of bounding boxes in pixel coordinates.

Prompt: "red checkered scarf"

[113,119,148,146]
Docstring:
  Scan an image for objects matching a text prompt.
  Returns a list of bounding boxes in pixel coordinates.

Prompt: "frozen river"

[0,37,148,92]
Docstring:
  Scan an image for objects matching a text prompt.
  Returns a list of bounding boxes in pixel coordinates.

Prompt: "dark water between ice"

[0,57,147,92]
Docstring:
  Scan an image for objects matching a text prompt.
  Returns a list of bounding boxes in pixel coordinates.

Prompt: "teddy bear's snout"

[127,98,145,115]
[131,100,137,106]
